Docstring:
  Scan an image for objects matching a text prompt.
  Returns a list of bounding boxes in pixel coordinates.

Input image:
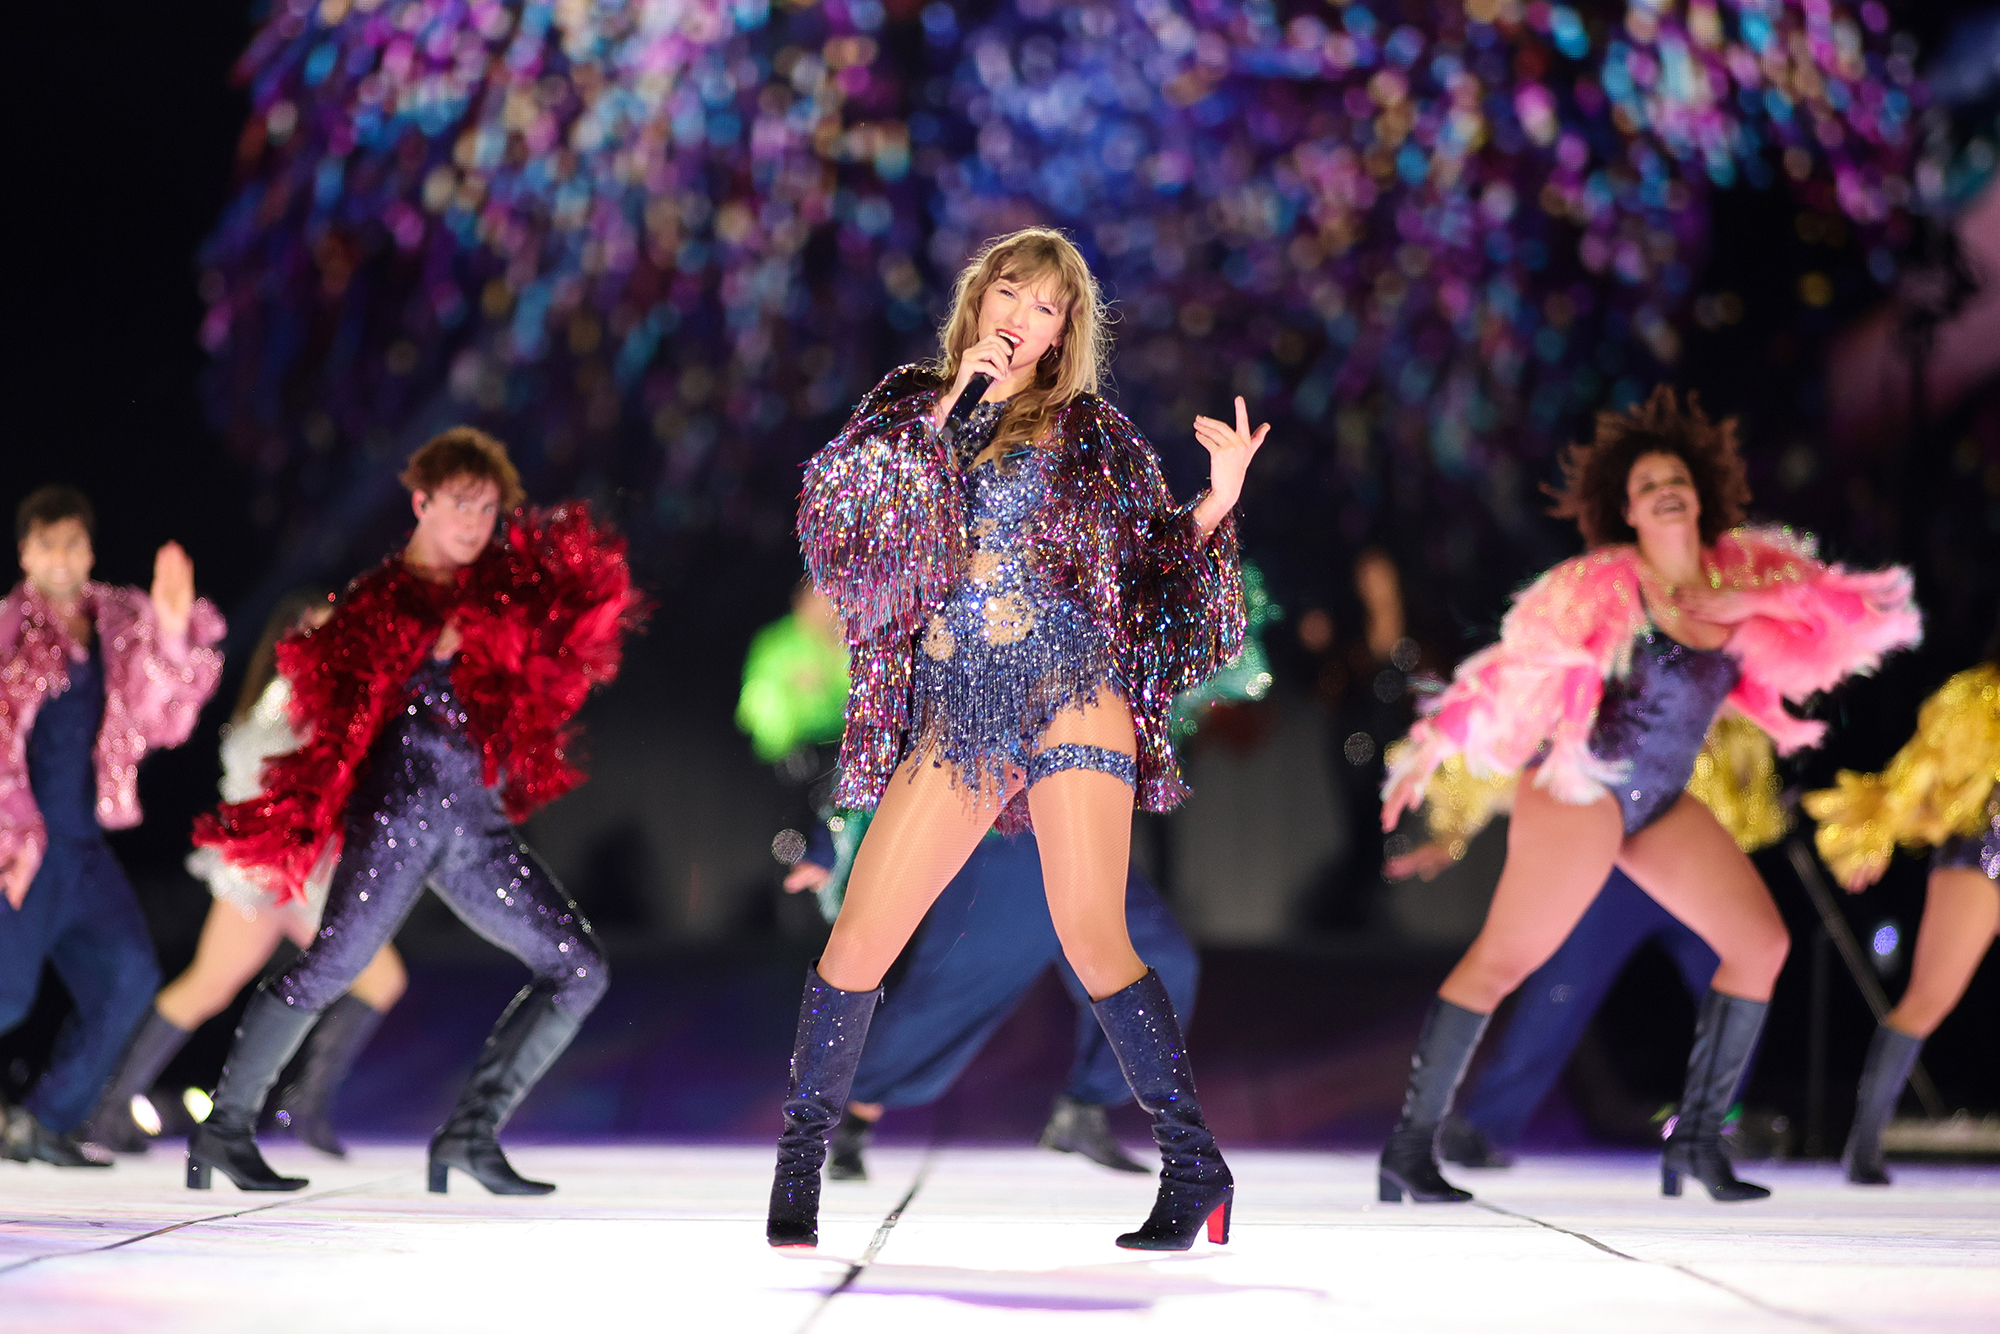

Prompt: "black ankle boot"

[2,1109,111,1167]
[272,994,386,1159]
[1040,1093,1149,1173]
[1093,969,1232,1250]
[1662,989,1770,1202]
[826,1108,873,1182]
[767,966,879,1247]
[1378,998,1489,1203]
[428,983,581,1196]
[81,1009,191,1154]
[1438,1115,1516,1169]
[1842,1023,1923,1187]
[187,991,316,1191]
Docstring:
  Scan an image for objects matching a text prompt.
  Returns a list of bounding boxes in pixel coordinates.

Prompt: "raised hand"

[1192,396,1270,509]
[1380,768,1427,832]
[150,542,195,642]
[935,332,1019,428]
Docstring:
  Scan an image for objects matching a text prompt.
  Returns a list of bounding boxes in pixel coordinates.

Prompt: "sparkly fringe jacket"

[1804,663,2000,886]
[1384,526,1922,809]
[0,582,225,870]
[798,366,1245,822]
[192,506,640,904]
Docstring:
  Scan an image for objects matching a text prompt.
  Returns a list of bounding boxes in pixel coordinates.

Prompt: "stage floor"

[3,1145,1995,1333]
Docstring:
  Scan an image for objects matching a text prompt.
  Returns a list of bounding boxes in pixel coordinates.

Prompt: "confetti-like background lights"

[927,0,1918,552]
[200,0,1920,563]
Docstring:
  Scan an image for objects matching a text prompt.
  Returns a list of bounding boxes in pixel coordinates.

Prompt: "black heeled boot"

[2,1109,110,1167]
[1378,998,1489,1203]
[186,991,316,1191]
[767,966,880,1247]
[826,1108,874,1182]
[271,994,386,1158]
[1040,1093,1149,1173]
[1842,1023,1923,1187]
[428,983,581,1195]
[80,1009,191,1154]
[1662,989,1770,1202]
[1093,969,1232,1250]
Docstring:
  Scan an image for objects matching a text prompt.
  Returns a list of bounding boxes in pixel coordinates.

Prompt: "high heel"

[80,1009,191,1155]
[272,994,386,1159]
[185,990,316,1192]
[1661,989,1771,1202]
[766,966,881,1248]
[1841,1024,1922,1187]
[1093,969,1234,1251]
[426,983,581,1196]
[1377,998,1488,1205]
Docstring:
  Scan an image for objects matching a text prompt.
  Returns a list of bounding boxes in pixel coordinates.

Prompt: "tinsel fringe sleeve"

[458,503,643,822]
[1705,526,1922,753]
[1804,663,2000,887]
[797,365,963,643]
[191,563,440,903]
[1384,549,1646,810]
[1400,714,1785,859]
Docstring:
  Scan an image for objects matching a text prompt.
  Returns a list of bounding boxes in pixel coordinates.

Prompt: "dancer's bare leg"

[1028,695,1144,1000]
[818,754,1004,992]
[1884,868,2000,1038]
[1617,793,1790,1001]
[155,902,286,1030]
[1437,780,1625,1014]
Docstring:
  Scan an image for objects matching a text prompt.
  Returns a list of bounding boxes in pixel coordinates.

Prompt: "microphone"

[944,330,1021,435]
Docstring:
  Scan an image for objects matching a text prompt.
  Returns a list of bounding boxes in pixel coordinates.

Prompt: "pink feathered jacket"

[0,581,225,870]
[1385,526,1921,808]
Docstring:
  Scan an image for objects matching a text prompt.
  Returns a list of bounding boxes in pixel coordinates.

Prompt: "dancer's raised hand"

[150,542,194,642]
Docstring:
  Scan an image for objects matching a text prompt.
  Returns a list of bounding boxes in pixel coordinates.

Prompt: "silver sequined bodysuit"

[908,402,1132,796]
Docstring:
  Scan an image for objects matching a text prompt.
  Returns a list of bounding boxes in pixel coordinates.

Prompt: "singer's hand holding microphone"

[939,329,1022,434]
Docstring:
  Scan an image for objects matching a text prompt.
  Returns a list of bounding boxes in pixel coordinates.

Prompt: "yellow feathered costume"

[1803,664,2000,887]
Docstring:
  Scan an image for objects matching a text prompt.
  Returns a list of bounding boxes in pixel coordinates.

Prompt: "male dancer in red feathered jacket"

[188,428,640,1196]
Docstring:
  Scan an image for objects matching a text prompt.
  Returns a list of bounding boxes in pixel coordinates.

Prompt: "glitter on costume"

[192,504,642,903]
[798,367,1245,830]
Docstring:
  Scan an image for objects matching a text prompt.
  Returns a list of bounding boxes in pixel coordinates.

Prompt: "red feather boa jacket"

[192,505,640,903]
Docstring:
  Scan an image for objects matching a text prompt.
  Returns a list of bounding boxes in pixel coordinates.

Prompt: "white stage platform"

[4,1145,1995,1333]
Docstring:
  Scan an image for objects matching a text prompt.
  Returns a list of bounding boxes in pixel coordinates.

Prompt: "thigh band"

[1025,744,1136,790]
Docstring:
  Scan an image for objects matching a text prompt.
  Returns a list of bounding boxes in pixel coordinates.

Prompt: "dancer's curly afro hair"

[1545,385,1751,549]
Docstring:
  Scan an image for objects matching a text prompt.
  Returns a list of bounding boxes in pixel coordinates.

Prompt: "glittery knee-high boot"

[766,966,879,1248]
[1378,998,1489,1203]
[1092,969,1233,1250]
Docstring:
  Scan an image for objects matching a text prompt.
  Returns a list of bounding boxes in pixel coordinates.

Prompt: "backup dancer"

[771,228,1259,1251]
[1805,647,2000,1185]
[787,823,1199,1179]
[83,592,408,1157]
[1377,388,1919,1204]
[0,486,223,1166]
[1391,720,1786,1165]
[188,429,638,1194]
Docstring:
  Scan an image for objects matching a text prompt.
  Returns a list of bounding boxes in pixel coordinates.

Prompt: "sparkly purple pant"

[272,665,607,1018]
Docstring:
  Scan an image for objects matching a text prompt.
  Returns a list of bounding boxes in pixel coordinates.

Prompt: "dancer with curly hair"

[772,228,1261,1251]
[1376,387,1921,1204]
[186,429,640,1194]
[1804,627,2000,1185]
[81,591,408,1158]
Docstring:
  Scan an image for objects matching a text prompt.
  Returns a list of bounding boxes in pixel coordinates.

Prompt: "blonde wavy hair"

[934,228,1109,456]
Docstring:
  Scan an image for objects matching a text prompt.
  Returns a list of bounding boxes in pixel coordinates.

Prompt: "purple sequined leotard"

[1587,623,1742,834]
[908,402,1133,796]
[1932,788,2000,880]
